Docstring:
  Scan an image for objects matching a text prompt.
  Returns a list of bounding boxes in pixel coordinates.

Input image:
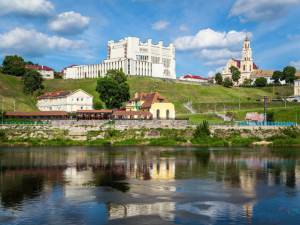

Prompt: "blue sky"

[0,0,300,78]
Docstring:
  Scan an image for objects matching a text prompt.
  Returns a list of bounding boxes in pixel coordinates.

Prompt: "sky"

[0,0,300,78]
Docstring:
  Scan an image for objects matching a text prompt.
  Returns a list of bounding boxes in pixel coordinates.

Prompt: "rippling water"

[0,146,299,224]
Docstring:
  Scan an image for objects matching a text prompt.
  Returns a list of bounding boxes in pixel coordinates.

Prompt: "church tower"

[240,34,253,73]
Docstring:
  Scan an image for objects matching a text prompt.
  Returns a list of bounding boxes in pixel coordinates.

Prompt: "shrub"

[231,138,253,146]
[148,138,178,146]
[193,120,210,139]
[114,139,143,146]
[0,130,5,137]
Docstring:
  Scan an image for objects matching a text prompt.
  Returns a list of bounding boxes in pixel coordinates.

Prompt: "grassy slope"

[0,74,37,111]
[0,74,296,114]
[176,113,224,123]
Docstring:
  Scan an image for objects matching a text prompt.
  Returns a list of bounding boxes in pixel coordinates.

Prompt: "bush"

[231,138,253,146]
[148,138,178,146]
[114,139,143,145]
[193,120,210,139]
[88,139,111,146]
[0,130,5,137]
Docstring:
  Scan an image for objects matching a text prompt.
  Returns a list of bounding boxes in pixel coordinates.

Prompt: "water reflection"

[0,146,299,224]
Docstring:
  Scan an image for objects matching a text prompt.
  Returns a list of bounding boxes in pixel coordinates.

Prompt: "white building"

[64,37,176,79]
[37,89,93,112]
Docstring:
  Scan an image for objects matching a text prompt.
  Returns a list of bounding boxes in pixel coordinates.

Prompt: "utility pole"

[285,94,286,108]
[206,104,209,113]
[198,103,201,114]
[214,103,217,114]
[14,97,17,111]
[140,98,141,122]
[239,97,240,111]
[264,96,267,124]
[2,98,4,124]
[223,103,226,121]
[296,110,297,126]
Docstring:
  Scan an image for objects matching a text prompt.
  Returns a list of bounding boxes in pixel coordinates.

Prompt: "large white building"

[64,37,176,79]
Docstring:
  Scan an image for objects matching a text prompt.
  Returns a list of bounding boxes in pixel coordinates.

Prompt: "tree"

[11,60,26,76]
[193,120,210,139]
[2,55,25,75]
[272,71,283,84]
[229,66,241,83]
[54,71,63,79]
[282,66,297,84]
[93,101,103,110]
[215,72,223,85]
[96,69,130,109]
[0,66,2,74]
[21,69,44,95]
[242,78,252,86]
[26,61,34,65]
[255,77,267,87]
[267,111,275,122]
[223,77,233,87]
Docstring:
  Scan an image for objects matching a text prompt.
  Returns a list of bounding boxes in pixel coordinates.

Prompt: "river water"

[0,146,299,225]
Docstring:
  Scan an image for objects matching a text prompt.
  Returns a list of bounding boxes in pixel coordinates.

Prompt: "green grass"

[176,113,224,123]
[0,74,295,114]
[235,106,300,122]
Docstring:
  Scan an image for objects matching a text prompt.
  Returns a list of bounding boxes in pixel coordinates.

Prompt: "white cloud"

[173,28,251,51]
[290,60,300,70]
[179,25,190,33]
[287,34,300,39]
[0,0,55,18]
[207,67,223,78]
[203,60,228,67]
[0,28,86,57]
[229,0,300,22]
[194,49,241,60]
[151,20,170,30]
[49,11,90,35]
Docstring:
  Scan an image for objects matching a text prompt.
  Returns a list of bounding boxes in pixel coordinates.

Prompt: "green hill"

[0,74,295,114]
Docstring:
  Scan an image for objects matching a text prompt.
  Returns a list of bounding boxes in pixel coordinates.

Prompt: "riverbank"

[1,124,300,147]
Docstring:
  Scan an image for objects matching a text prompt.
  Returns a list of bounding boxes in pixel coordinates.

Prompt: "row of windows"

[136,55,149,61]
[151,56,160,64]
[162,58,171,68]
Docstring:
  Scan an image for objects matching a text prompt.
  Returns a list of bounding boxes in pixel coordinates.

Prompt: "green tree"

[282,66,297,84]
[0,66,2,74]
[96,69,130,109]
[193,120,210,139]
[272,71,283,84]
[215,72,223,85]
[21,69,44,95]
[242,78,252,86]
[255,77,267,87]
[93,101,103,110]
[229,66,241,83]
[2,55,25,75]
[223,77,233,87]
[26,61,34,65]
[54,71,63,79]
[11,60,26,76]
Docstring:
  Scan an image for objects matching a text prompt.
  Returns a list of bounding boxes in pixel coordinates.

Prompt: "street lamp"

[14,97,17,111]
[2,98,4,124]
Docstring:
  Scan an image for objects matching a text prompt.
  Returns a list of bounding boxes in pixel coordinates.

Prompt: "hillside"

[0,74,295,114]
[0,74,37,111]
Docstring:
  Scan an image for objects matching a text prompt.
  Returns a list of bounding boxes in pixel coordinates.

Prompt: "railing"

[237,122,295,126]
[190,123,235,126]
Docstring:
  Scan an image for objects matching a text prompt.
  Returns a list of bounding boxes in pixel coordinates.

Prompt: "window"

[156,109,160,119]
[243,65,245,71]
[81,98,83,101]
[81,107,83,109]
[77,98,79,101]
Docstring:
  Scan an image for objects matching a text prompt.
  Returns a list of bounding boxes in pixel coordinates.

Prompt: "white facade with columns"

[64,37,176,79]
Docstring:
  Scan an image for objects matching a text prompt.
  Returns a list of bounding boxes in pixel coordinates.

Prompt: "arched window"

[156,109,160,119]
[243,65,245,71]
[166,110,170,119]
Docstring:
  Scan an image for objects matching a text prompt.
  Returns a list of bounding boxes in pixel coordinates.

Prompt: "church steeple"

[242,34,252,60]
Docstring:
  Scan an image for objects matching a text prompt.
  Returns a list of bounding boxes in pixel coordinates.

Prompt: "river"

[0,146,299,224]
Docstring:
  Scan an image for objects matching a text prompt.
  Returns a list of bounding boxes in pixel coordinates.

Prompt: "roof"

[25,65,54,71]
[77,110,112,114]
[6,111,67,116]
[113,111,153,116]
[231,59,257,70]
[37,89,92,99]
[183,75,206,80]
[130,92,170,108]
[250,69,276,79]
[64,65,77,70]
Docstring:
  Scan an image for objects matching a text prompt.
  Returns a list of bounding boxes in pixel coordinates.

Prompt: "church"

[222,35,258,85]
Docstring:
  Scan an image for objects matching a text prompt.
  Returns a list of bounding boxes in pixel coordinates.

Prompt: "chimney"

[42,65,43,69]
[135,91,138,99]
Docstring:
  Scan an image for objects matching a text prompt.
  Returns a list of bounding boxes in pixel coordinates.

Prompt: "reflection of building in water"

[150,159,175,181]
[107,202,175,220]
[243,203,254,224]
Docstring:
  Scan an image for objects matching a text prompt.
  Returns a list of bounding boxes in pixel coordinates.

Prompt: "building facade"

[64,37,176,80]
[37,89,93,112]
[25,65,54,79]
[179,74,215,83]
[115,91,175,119]
[293,73,300,100]
[222,35,258,84]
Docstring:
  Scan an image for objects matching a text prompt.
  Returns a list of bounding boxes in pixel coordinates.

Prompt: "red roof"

[113,111,153,116]
[253,63,258,70]
[232,59,258,70]
[183,75,207,80]
[63,65,77,70]
[25,65,54,71]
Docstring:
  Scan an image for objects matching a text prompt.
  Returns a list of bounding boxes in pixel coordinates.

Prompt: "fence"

[237,122,295,126]
[190,123,235,126]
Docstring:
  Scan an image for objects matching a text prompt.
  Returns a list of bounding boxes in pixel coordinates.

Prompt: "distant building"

[60,65,77,79]
[25,65,54,79]
[222,35,258,85]
[179,74,215,83]
[249,69,279,84]
[64,37,176,80]
[37,89,93,112]
[245,112,264,122]
[293,73,300,100]
[114,91,175,119]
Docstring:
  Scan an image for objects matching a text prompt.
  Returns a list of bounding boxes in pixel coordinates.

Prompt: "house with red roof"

[222,35,258,85]
[25,65,55,79]
[179,74,215,83]
[59,65,77,79]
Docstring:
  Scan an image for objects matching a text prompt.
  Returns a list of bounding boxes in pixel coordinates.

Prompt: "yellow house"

[117,92,175,119]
